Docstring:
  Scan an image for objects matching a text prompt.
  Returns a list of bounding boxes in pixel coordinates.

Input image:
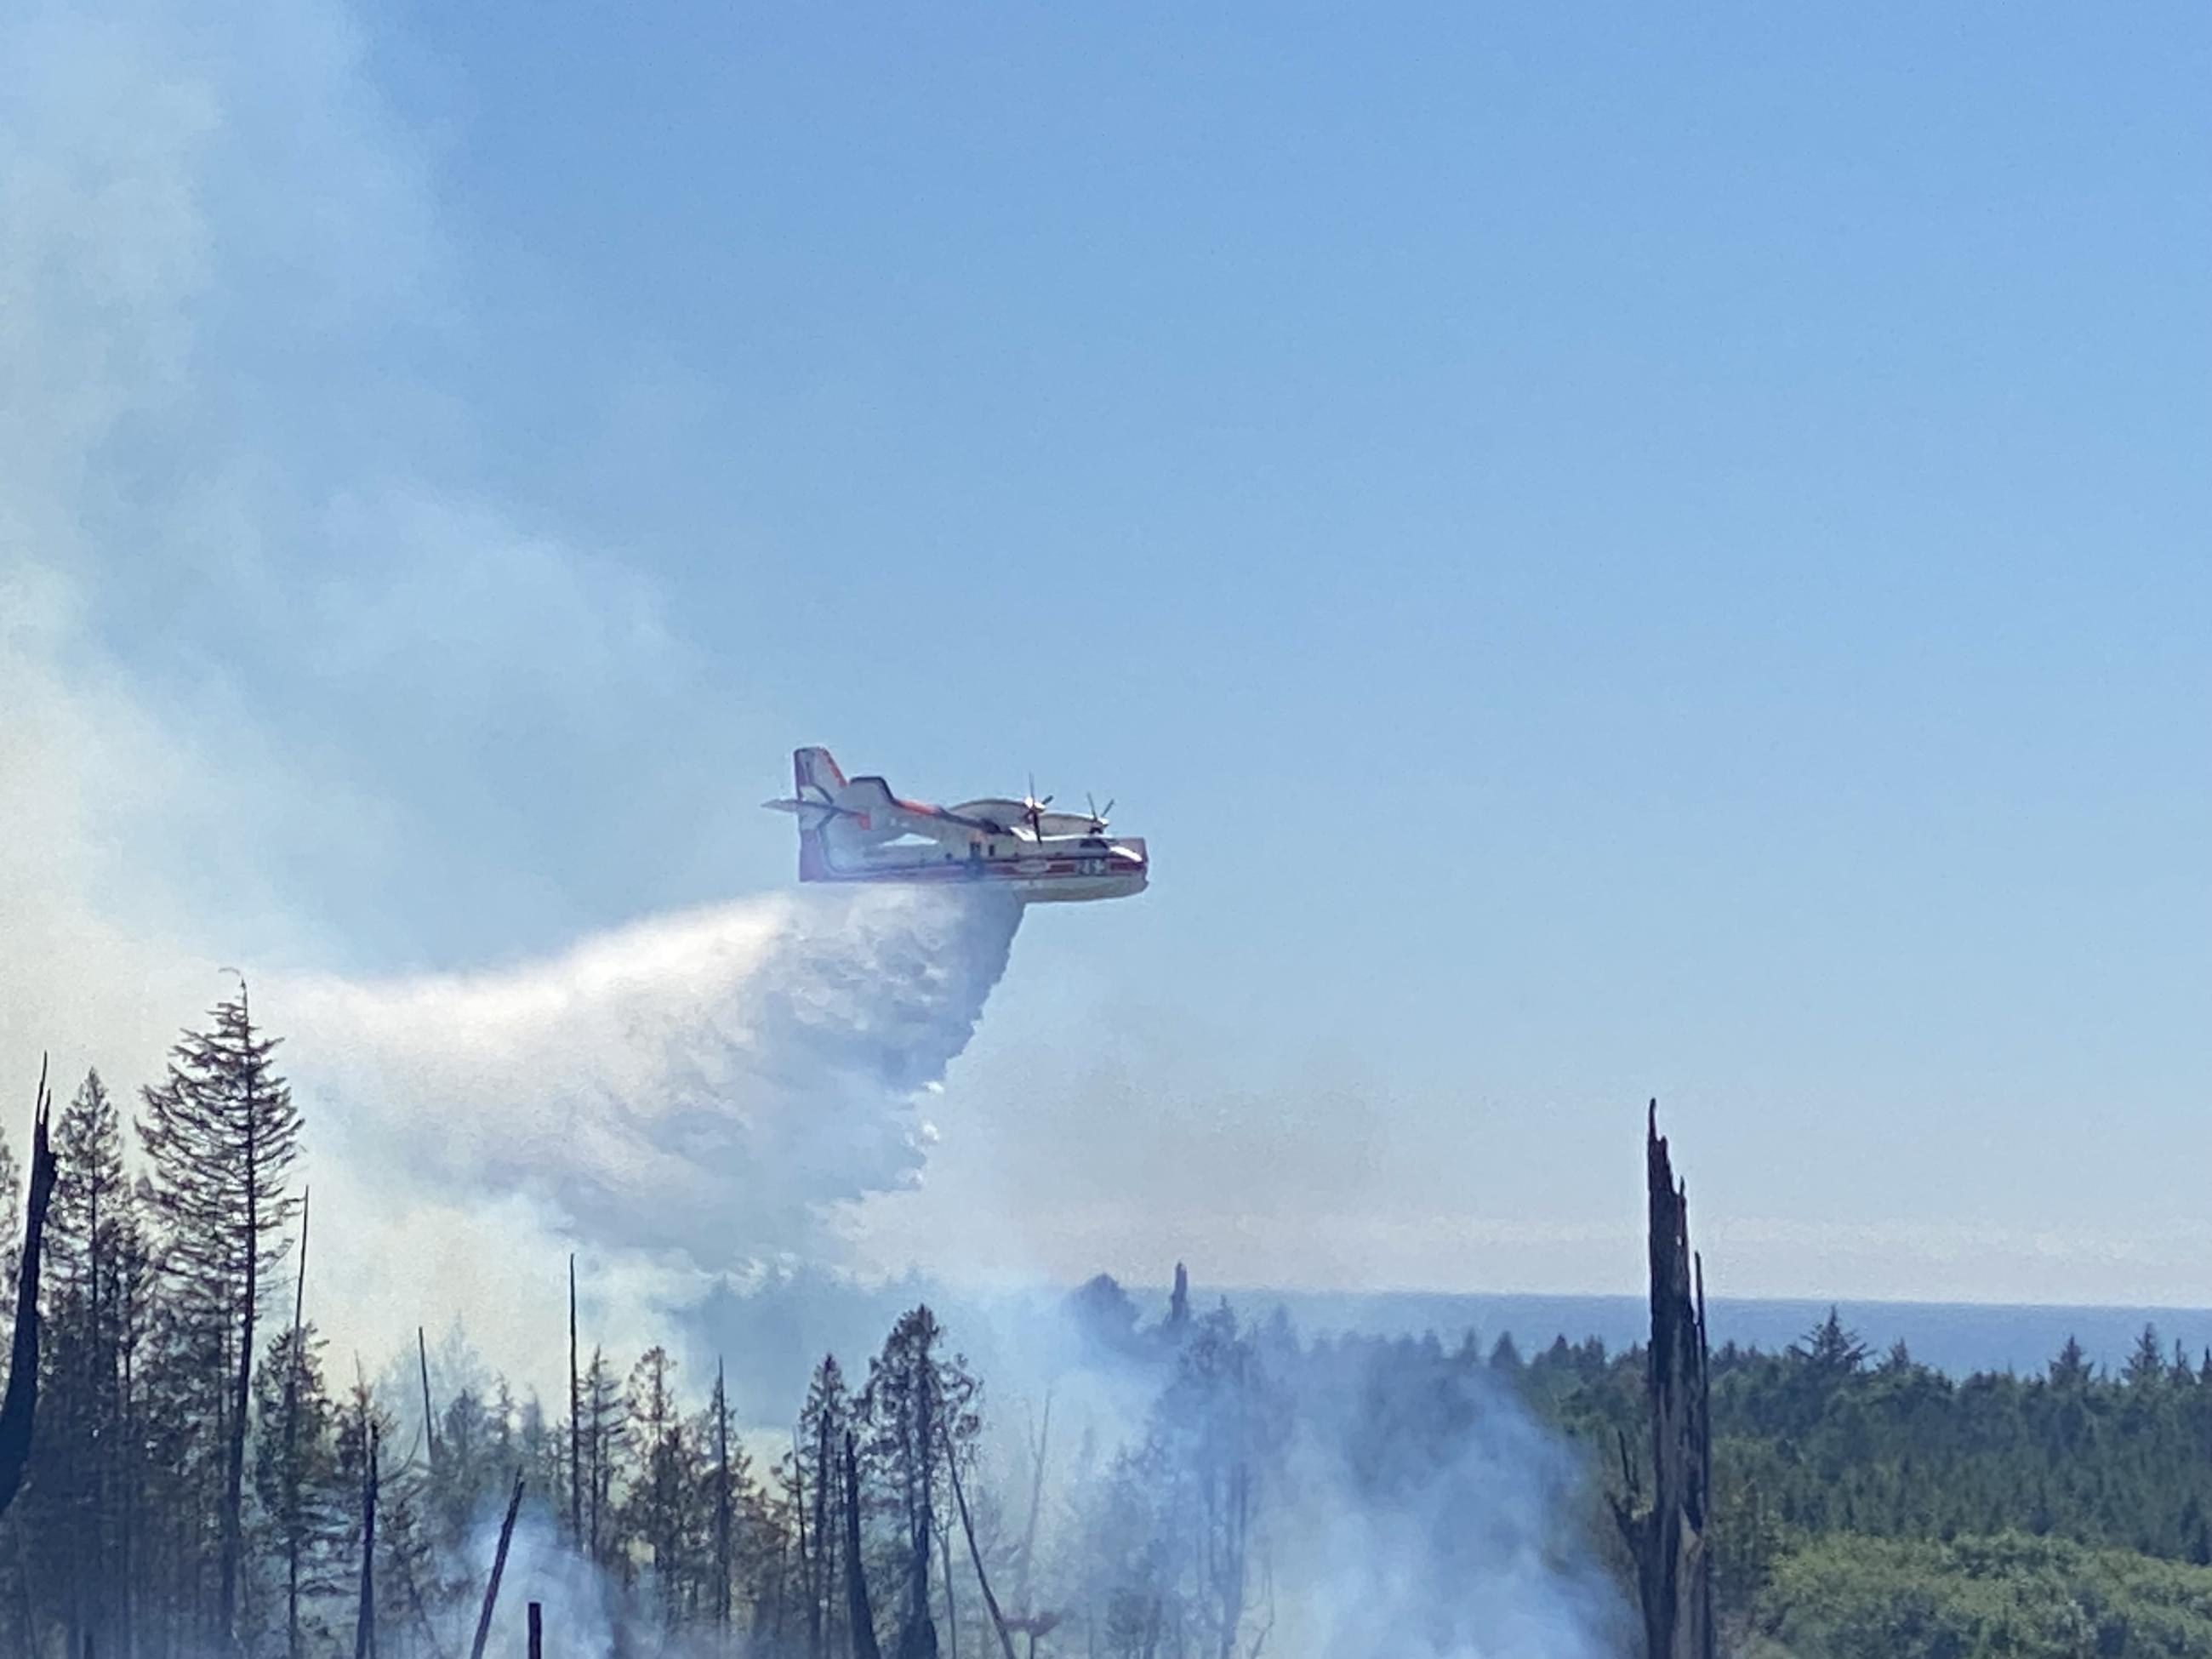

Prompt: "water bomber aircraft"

[765,746,1149,903]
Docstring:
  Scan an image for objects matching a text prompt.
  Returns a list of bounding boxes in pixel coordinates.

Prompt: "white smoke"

[1277,1370,1624,1656]
[0,0,1029,1390]
[288,887,1022,1268]
[459,1512,619,1659]
[4,0,1637,1645]
[974,1297,1628,1659]
[246,887,1021,1400]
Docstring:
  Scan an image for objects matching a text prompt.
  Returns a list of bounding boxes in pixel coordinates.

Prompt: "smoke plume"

[1280,1365,1623,1656]
[287,886,1023,1269]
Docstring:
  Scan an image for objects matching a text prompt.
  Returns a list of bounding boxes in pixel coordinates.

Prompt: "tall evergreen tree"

[2126,1324,2167,1388]
[137,979,305,1645]
[866,1306,981,1659]
[582,1344,626,1571]
[695,1359,751,1636]
[30,1069,145,1656]
[626,1345,688,1625]
[801,1354,851,1659]
[0,1113,20,1334]
[253,1323,346,1657]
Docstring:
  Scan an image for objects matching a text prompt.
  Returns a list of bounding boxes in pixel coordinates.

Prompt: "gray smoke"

[943,1291,1628,1659]
[1275,1364,1624,1656]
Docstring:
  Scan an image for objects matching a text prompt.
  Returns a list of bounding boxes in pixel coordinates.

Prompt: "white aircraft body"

[765,747,1149,904]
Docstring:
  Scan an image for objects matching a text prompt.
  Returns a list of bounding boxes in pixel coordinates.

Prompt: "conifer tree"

[2126,1324,2166,1388]
[627,1344,688,1626]
[253,1323,346,1657]
[801,1353,851,1659]
[0,1116,20,1335]
[137,980,305,1645]
[582,1345,626,1570]
[866,1306,981,1659]
[32,1069,144,1654]
[694,1359,751,1636]
[2051,1335,2094,1388]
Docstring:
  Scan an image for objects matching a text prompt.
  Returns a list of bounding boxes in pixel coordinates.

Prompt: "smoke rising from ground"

[1280,1365,1622,1656]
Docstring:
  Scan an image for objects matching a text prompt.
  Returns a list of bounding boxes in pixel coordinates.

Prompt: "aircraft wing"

[945,798,1027,835]
[890,801,998,838]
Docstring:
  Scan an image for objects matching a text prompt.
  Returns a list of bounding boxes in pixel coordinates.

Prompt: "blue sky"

[9,1,2209,1307]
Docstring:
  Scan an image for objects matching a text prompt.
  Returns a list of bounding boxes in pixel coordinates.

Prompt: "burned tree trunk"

[469,1472,526,1659]
[946,1428,1018,1659]
[356,1423,379,1659]
[283,1187,312,1659]
[568,1256,582,1544]
[845,1430,885,1659]
[419,1325,439,1470]
[1612,1102,1714,1659]
[812,1402,835,1659]
[0,1061,59,1517]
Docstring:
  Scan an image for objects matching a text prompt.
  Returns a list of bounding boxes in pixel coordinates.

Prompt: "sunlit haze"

[4,0,2207,1364]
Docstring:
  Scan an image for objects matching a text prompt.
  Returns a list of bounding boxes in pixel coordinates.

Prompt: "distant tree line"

[1509,1308,2212,1655]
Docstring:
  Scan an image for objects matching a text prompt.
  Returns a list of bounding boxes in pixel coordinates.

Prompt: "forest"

[6,989,2212,1658]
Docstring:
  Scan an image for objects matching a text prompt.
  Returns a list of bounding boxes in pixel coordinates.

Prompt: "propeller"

[1085,793,1115,834]
[1021,772,1053,839]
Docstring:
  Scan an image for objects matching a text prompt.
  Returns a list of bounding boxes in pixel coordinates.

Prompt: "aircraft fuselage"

[765,747,1149,904]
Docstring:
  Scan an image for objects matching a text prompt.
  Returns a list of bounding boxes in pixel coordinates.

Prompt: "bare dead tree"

[814,1411,834,1659]
[791,1432,812,1655]
[568,1256,582,1542]
[356,1422,379,1659]
[944,1428,1018,1659]
[282,1186,311,1659]
[844,1430,885,1659]
[715,1359,736,1634]
[939,1520,960,1659]
[1015,1390,1052,1614]
[469,1471,527,1659]
[1611,1102,1715,1659]
[398,1542,453,1659]
[419,1326,439,1470]
[0,1058,59,1518]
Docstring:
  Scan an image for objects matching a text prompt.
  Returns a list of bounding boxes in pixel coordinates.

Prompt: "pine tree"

[2126,1324,2166,1388]
[430,1383,502,1548]
[2050,1335,2095,1388]
[1791,1308,1869,1379]
[253,1323,347,1657]
[30,1069,145,1655]
[866,1306,982,1659]
[0,1115,19,1334]
[626,1345,688,1626]
[693,1360,752,1636]
[516,1390,567,1540]
[801,1354,851,1659]
[582,1345,627,1571]
[137,979,305,1646]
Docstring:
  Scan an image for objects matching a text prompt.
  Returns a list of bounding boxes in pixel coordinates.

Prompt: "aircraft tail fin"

[796,822,832,881]
[791,747,847,881]
[794,745,848,801]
